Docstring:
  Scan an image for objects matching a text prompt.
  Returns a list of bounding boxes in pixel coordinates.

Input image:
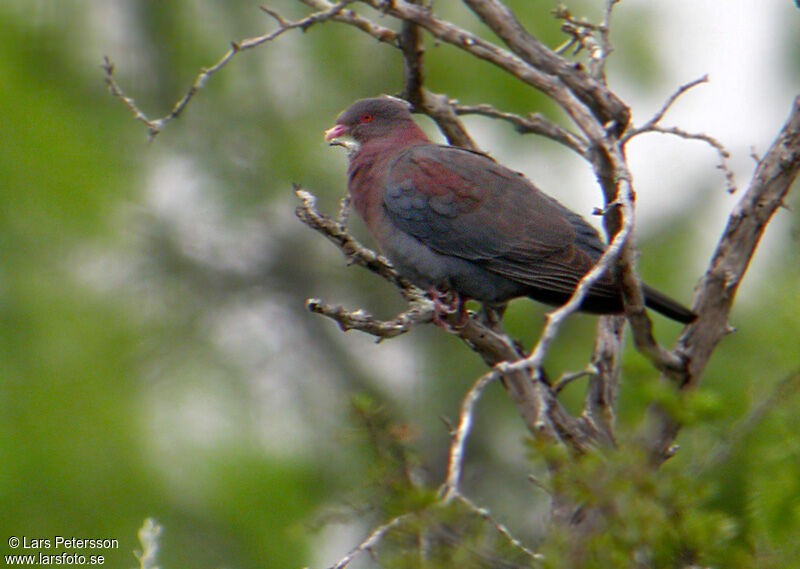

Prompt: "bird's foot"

[427,288,469,331]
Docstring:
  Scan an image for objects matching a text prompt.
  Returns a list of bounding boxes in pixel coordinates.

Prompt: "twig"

[452,494,544,563]
[649,125,737,193]
[299,0,398,43]
[101,58,162,141]
[622,75,737,193]
[594,0,622,80]
[552,368,592,395]
[104,1,356,139]
[460,0,629,128]
[645,95,800,463]
[553,23,588,57]
[455,103,589,157]
[306,297,433,339]
[553,1,618,80]
[552,5,600,32]
[624,75,709,138]
[294,186,416,295]
[327,512,414,569]
[441,370,500,501]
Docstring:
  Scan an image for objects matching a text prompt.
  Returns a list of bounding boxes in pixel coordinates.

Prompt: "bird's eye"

[360,113,374,123]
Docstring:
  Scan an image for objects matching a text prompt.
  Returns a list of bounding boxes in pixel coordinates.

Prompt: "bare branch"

[620,270,688,374]
[300,0,398,42]
[461,0,629,127]
[101,57,162,141]
[622,76,738,193]
[624,75,709,138]
[649,125,737,193]
[552,5,601,32]
[294,187,416,295]
[682,96,800,378]
[581,315,624,445]
[418,90,479,150]
[441,370,500,501]
[399,2,425,108]
[600,146,691,375]
[596,0,622,80]
[348,0,607,144]
[455,102,589,157]
[452,494,544,563]
[553,0,619,80]
[306,297,433,338]
[552,368,592,395]
[646,95,800,462]
[105,1,357,139]
[327,512,414,569]
[295,187,595,451]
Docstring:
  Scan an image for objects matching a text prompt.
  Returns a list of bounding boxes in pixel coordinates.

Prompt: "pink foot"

[427,288,469,331]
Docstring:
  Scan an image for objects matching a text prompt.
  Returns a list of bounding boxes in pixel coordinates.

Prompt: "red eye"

[361,113,374,123]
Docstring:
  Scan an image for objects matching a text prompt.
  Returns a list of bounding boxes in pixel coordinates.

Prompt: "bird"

[324,96,696,324]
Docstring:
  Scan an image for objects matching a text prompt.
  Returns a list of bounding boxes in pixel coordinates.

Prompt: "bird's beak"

[324,124,349,142]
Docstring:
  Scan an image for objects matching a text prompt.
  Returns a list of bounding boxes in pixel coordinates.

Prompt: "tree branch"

[648,126,737,193]
[294,186,596,452]
[103,1,357,140]
[454,102,589,157]
[353,0,608,145]
[623,76,738,194]
[581,315,624,446]
[306,297,433,338]
[462,0,629,128]
[327,512,414,569]
[294,186,415,295]
[624,75,709,137]
[645,95,800,463]
[441,370,499,501]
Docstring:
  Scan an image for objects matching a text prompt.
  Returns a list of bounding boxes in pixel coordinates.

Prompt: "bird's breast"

[347,148,395,229]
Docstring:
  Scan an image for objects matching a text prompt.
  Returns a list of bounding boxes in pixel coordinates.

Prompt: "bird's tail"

[642,284,697,324]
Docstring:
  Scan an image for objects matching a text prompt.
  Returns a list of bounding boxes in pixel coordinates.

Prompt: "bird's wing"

[383,144,616,297]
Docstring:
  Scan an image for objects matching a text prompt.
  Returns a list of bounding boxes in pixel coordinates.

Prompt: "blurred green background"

[1,1,799,567]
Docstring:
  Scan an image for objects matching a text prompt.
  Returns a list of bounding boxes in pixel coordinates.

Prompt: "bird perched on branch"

[324,96,696,324]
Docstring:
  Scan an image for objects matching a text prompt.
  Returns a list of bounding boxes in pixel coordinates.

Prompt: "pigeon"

[324,96,696,324]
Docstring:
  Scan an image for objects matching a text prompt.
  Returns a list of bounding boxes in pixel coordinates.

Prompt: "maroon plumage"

[325,96,696,324]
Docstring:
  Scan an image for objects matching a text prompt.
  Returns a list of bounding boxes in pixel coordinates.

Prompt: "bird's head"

[324,96,425,149]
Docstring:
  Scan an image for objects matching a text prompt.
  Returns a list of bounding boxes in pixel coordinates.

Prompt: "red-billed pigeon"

[324,96,696,324]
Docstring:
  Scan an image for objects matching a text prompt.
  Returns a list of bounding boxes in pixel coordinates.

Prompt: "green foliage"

[540,445,743,568]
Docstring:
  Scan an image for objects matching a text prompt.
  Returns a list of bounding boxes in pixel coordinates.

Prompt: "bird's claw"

[427,288,469,332]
